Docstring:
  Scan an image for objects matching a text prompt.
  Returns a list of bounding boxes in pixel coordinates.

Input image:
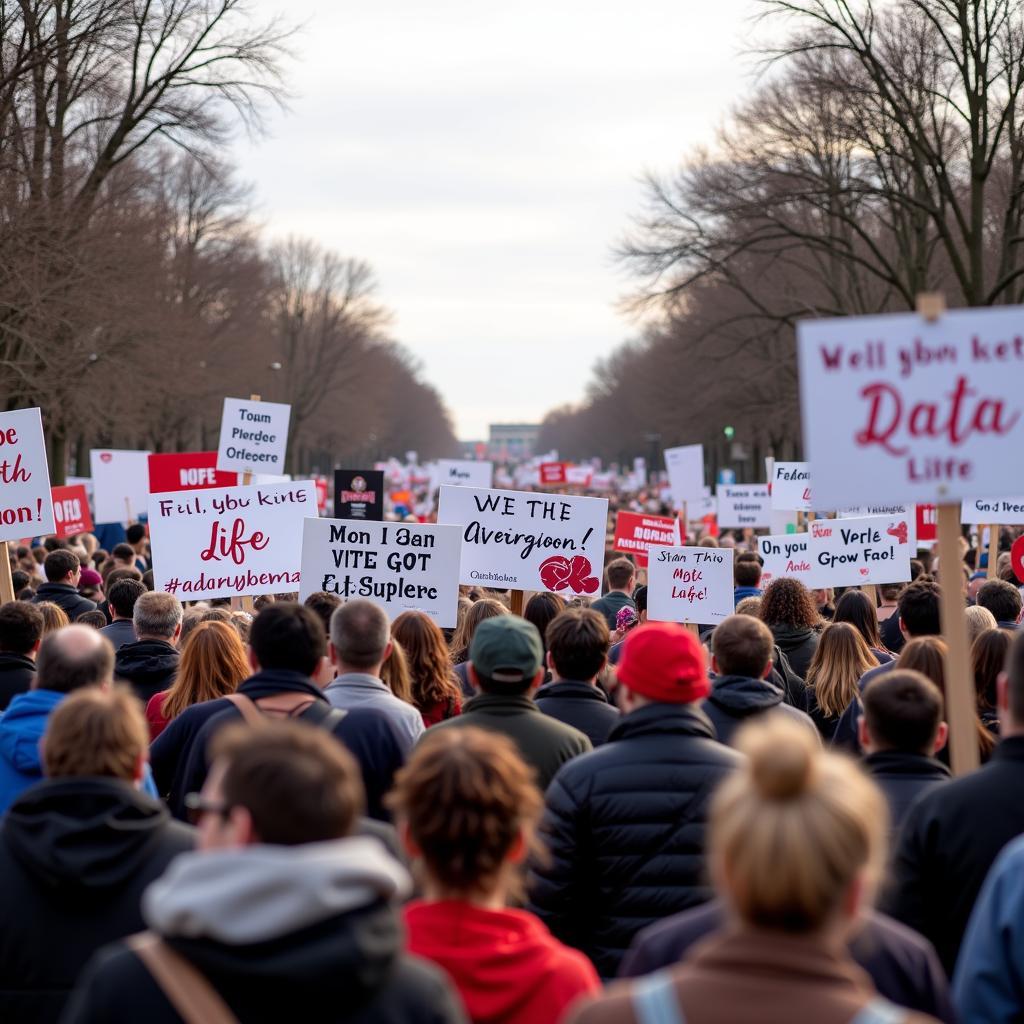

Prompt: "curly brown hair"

[759,578,822,630]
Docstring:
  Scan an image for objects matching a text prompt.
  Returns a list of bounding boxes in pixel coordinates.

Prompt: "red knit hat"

[616,621,710,704]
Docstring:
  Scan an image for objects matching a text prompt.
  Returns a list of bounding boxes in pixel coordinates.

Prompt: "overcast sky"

[235,1,757,440]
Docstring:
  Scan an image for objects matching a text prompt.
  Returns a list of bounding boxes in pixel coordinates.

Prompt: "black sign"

[334,469,384,521]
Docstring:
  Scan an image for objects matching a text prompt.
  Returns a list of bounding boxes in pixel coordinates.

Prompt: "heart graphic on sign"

[538,555,600,594]
[887,522,908,545]
[100,453,113,464]
[859,568,870,577]
[1012,535,1024,584]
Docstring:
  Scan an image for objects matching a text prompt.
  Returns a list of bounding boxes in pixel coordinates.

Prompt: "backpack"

[224,692,347,732]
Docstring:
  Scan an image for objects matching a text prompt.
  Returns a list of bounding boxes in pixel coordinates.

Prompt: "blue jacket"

[954,832,1024,1021]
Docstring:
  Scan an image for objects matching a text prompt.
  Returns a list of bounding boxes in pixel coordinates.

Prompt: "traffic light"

[723,425,735,440]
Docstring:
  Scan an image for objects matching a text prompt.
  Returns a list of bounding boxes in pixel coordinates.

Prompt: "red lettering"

[200,518,270,566]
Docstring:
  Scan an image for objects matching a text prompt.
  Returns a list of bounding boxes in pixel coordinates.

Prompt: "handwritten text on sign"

[808,514,912,587]
[759,533,820,588]
[613,511,680,569]
[298,518,460,625]
[717,484,771,528]
[216,398,291,476]
[148,481,315,600]
[437,485,608,595]
[647,546,735,625]
[770,462,815,512]
[797,308,1024,505]
[960,496,1024,525]
[0,409,55,541]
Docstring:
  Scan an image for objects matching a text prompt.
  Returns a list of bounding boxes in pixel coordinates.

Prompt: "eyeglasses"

[183,792,233,825]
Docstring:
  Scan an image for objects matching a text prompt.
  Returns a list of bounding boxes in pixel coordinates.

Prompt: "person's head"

[43,549,80,586]
[968,575,988,604]
[759,578,821,630]
[468,616,544,696]
[615,621,710,712]
[329,599,391,675]
[523,592,566,656]
[101,565,143,589]
[859,669,946,757]
[193,720,364,851]
[108,578,146,622]
[977,579,1024,625]
[111,543,136,566]
[303,591,342,637]
[36,602,70,636]
[42,686,148,784]
[712,615,774,680]
[75,610,107,629]
[734,559,762,590]
[966,604,998,647]
[250,602,326,677]
[735,596,762,618]
[0,601,43,658]
[832,589,883,651]
[161,621,251,722]
[77,567,103,600]
[35,624,115,694]
[710,716,887,934]
[380,637,413,703]
[972,627,1011,716]
[450,598,509,659]
[388,726,542,903]
[545,608,609,683]
[133,591,183,644]
[10,570,29,594]
[606,557,637,595]
[125,524,147,549]
[896,580,942,639]
[1001,629,1024,733]
[879,584,902,605]
[391,611,460,712]
[632,584,648,623]
[805,622,878,719]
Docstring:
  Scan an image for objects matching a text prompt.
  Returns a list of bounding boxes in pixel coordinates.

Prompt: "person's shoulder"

[382,951,466,1016]
[533,708,591,747]
[562,978,637,1024]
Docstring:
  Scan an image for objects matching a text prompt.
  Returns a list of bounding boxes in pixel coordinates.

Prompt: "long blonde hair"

[380,638,414,705]
[806,622,878,719]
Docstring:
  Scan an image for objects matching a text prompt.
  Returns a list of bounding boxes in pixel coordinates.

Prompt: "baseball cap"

[469,616,543,684]
[616,621,710,704]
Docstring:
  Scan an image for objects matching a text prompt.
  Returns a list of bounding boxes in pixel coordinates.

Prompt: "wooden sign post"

[0,547,14,605]
[231,392,260,614]
[987,525,1000,579]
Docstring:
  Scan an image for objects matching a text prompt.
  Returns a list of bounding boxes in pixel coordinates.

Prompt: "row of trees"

[0,0,457,481]
[542,0,1024,467]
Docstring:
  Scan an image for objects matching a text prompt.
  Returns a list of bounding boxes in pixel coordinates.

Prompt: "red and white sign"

[647,545,735,625]
[51,485,93,538]
[91,450,152,523]
[1012,535,1024,583]
[917,504,937,543]
[539,462,568,486]
[0,409,55,540]
[313,476,328,514]
[770,462,814,512]
[566,465,594,488]
[148,452,239,494]
[808,514,913,586]
[759,533,820,588]
[613,511,680,569]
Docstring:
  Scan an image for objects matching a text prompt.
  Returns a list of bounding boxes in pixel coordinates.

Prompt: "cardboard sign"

[797,307,1024,506]
[716,484,771,528]
[91,450,152,524]
[770,462,814,511]
[148,452,238,494]
[839,504,917,550]
[613,511,681,569]
[808,514,913,586]
[539,462,568,486]
[334,470,384,521]
[960,496,1024,525]
[566,465,594,488]
[647,545,735,625]
[51,485,93,538]
[664,445,704,508]
[917,504,937,543]
[216,397,291,476]
[148,481,316,600]
[0,409,55,540]
[298,518,460,625]
[436,460,493,489]
[759,533,819,588]
[437,485,608,595]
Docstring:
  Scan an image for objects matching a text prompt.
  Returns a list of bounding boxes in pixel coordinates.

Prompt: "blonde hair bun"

[740,717,816,801]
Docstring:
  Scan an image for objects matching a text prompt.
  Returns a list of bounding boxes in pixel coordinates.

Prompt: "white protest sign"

[759,533,820,589]
[960,496,1024,525]
[437,485,608,595]
[716,484,771,528]
[216,398,291,476]
[298,518,460,626]
[148,481,315,600]
[90,450,152,524]
[797,307,1024,506]
[647,546,735,625]
[839,504,917,550]
[0,408,55,539]
[664,445,704,508]
[770,462,814,511]
[808,514,913,587]
[436,459,493,490]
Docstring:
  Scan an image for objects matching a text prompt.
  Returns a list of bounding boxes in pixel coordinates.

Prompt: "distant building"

[489,423,540,461]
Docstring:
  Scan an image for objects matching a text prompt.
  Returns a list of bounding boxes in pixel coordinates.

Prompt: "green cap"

[469,616,544,684]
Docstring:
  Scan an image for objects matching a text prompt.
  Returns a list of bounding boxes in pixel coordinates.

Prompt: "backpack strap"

[850,999,908,1024]
[127,932,238,1024]
[298,699,348,733]
[631,970,687,1024]
[223,692,264,727]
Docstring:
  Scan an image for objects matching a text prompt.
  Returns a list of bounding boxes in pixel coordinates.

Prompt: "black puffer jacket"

[527,702,742,978]
[114,640,179,704]
[31,583,96,623]
[703,675,817,748]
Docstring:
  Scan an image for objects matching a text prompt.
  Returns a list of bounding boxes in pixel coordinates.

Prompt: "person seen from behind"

[805,622,878,746]
[391,611,463,727]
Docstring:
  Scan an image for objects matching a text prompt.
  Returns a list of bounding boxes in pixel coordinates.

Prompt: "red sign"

[916,503,937,543]
[613,511,680,569]
[51,485,93,538]
[313,476,328,514]
[148,452,239,494]
[539,462,568,486]
[1012,535,1024,583]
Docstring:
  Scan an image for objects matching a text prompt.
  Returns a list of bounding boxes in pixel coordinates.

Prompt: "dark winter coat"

[591,592,636,630]
[702,674,818,748]
[770,645,809,711]
[862,751,951,833]
[535,679,621,747]
[0,778,193,1023]
[527,702,742,978]
[769,623,819,679]
[114,639,179,704]
[31,582,96,623]
[0,651,34,711]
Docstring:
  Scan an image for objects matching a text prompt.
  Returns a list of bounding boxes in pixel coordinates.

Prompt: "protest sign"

[840,504,917,550]
[770,462,815,512]
[797,306,1024,506]
[0,409,55,541]
[917,504,937,543]
[647,546,734,625]
[51,485,93,539]
[716,484,771,528]
[148,452,238,493]
[312,476,328,515]
[664,445,704,508]
[566,465,594,488]
[612,511,680,569]
[216,397,291,476]
[148,480,316,600]
[437,485,608,595]
[436,459,494,489]
[298,518,460,625]
[334,470,384,521]
[1012,535,1024,583]
[960,496,1024,524]
[90,449,151,524]
[808,514,913,587]
[539,462,568,486]
[759,533,819,588]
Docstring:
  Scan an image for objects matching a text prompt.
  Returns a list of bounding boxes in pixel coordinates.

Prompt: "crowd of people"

[0,513,1022,1023]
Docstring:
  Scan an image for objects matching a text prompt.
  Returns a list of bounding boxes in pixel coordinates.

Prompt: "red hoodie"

[404,900,600,1024]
